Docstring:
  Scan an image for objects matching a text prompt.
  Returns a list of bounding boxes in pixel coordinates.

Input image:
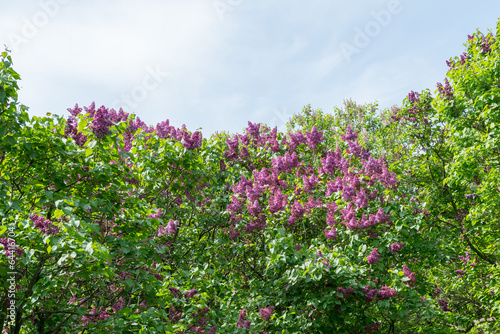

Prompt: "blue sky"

[1,0,499,135]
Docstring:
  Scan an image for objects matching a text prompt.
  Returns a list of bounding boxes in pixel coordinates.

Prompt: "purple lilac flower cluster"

[438,298,451,312]
[367,248,380,265]
[259,306,274,321]
[237,309,251,329]
[437,79,454,101]
[365,322,380,333]
[64,104,88,147]
[158,219,178,237]
[390,242,404,254]
[408,91,420,103]
[480,33,495,54]
[402,265,416,286]
[337,286,355,299]
[0,237,23,258]
[29,214,59,235]
[91,106,115,139]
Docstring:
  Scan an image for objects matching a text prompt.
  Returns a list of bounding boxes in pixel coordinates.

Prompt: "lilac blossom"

[353,188,369,208]
[91,105,114,139]
[112,297,124,313]
[29,214,59,235]
[365,322,380,333]
[269,189,287,213]
[305,126,323,150]
[182,130,202,150]
[481,33,495,54]
[377,286,397,299]
[303,174,319,193]
[340,125,358,141]
[346,140,363,158]
[166,220,178,236]
[367,248,380,265]
[437,78,453,100]
[324,227,337,240]
[402,265,416,286]
[438,298,451,312]
[67,103,82,116]
[184,289,198,301]
[321,152,337,175]
[247,200,262,217]
[390,242,404,254]
[325,177,343,197]
[259,306,274,321]
[237,309,251,329]
[408,90,420,103]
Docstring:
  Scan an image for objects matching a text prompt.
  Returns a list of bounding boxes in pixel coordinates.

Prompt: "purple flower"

[182,130,203,150]
[169,287,182,299]
[184,289,197,301]
[367,248,380,265]
[324,227,337,240]
[269,189,287,213]
[408,90,420,103]
[288,131,306,150]
[247,200,262,217]
[326,202,338,227]
[390,242,404,254]
[91,106,114,139]
[377,286,397,299]
[321,152,337,175]
[347,140,363,158]
[402,265,416,286]
[237,309,251,329]
[166,220,178,236]
[305,126,323,150]
[340,125,358,142]
[149,208,162,219]
[303,174,319,193]
[112,297,124,313]
[438,298,451,312]
[67,103,82,116]
[246,121,261,140]
[29,214,59,235]
[365,288,378,303]
[365,322,380,333]
[481,34,495,54]
[460,52,469,65]
[353,188,369,208]
[259,306,274,321]
[437,78,453,100]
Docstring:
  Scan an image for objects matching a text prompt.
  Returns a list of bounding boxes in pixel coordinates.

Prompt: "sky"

[1,0,499,136]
